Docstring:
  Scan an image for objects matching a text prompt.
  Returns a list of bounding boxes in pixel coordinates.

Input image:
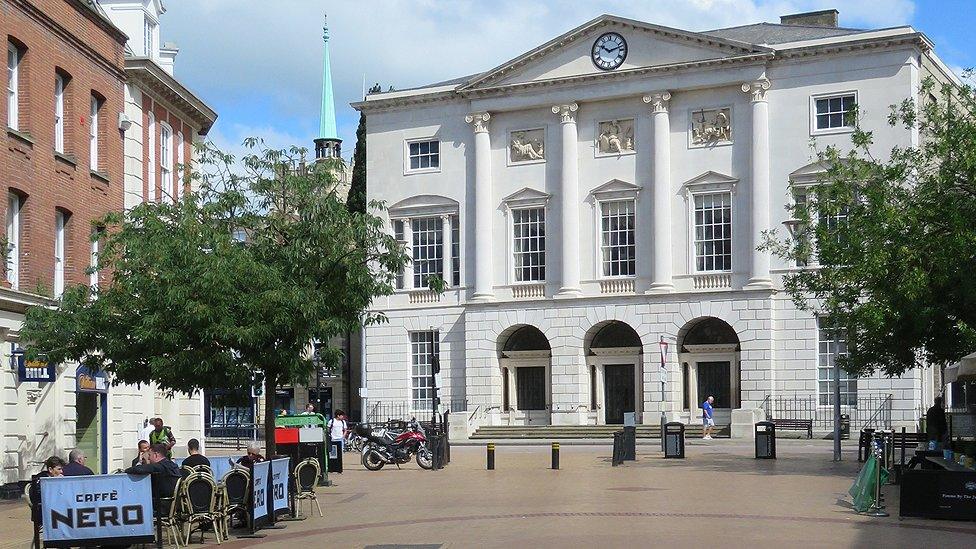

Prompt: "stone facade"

[355,14,959,435]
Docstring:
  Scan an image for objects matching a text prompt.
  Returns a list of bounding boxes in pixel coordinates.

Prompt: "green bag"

[849,452,889,512]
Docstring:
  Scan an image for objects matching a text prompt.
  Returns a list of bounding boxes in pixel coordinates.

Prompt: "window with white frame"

[176,131,185,199]
[393,221,405,289]
[160,123,172,200]
[54,211,66,297]
[144,20,156,58]
[54,75,65,153]
[693,192,732,272]
[410,331,438,411]
[6,193,20,289]
[89,95,99,170]
[411,217,443,288]
[407,140,439,171]
[818,318,856,406]
[512,208,545,282]
[451,220,460,286]
[813,93,856,131]
[90,226,103,291]
[600,200,636,277]
[7,42,19,131]
[792,189,810,268]
[147,113,156,202]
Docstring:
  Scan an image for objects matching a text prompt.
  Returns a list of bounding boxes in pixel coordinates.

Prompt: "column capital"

[741,79,770,102]
[440,213,451,221]
[465,111,491,133]
[551,103,579,124]
[642,91,672,113]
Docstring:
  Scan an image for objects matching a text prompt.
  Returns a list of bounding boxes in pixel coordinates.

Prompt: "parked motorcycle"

[356,418,433,470]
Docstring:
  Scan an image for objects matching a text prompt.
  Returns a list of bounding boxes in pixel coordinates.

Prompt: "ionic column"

[466,112,493,301]
[402,217,414,290]
[742,79,773,289]
[642,91,673,294]
[552,102,581,297]
[441,214,452,287]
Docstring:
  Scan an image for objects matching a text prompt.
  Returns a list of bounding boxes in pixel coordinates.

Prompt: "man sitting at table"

[125,443,180,507]
[235,442,265,469]
[182,438,211,469]
[926,396,948,449]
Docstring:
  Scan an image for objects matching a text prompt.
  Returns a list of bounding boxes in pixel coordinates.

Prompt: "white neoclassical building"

[355,11,959,435]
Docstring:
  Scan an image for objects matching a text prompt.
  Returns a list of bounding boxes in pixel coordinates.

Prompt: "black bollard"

[551,442,560,470]
[487,442,495,470]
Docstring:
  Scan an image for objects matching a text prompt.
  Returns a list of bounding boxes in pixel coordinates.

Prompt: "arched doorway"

[499,326,551,425]
[678,317,741,425]
[586,321,643,425]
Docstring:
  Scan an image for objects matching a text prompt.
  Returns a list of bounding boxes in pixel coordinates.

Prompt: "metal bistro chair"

[157,476,185,548]
[181,471,222,545]
[220,468,251,539]
[181,464,215,479]
[293,458,323,518]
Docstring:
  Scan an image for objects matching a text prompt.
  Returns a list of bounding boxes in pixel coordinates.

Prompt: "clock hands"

[602,43,619,54]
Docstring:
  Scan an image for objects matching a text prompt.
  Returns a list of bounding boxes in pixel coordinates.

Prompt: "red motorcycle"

[357,418,433,470]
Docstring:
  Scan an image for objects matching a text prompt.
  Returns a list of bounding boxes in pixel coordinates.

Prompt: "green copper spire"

[319,15,338,140]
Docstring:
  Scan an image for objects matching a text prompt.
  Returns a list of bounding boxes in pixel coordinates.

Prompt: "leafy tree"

[21,140,407,453]
[763,73,976,378]
[346,111,367,214]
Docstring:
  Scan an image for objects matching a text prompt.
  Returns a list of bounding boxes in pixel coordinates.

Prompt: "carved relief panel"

[596,118,635,156]
[690,107,732,147]
[509,128,546,164]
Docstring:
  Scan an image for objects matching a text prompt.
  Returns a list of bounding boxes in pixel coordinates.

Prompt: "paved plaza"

[4,439,976,548]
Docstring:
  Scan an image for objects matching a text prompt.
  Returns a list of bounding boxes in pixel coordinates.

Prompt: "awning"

[946,352,976,384]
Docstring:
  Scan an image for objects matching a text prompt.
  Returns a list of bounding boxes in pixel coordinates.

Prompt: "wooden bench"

[771,418,813,439]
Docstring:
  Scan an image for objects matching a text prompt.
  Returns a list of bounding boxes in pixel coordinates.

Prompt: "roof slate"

[702,22,865,45]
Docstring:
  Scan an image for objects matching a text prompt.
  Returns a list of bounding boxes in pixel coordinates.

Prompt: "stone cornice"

[126,58,218,135]
[774,33,928,61]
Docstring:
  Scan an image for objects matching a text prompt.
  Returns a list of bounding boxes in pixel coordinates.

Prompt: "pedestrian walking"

[329,410,348,450]
[148,417,176,458]
[62,449,94,476]
[702,396,715,440]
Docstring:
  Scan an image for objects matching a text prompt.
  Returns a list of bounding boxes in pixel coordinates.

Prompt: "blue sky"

[159,0,974,160]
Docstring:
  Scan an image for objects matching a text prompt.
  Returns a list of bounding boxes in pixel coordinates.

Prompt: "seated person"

[62,449,94,476]
[29,456,65,525]
[125,443,180,507]
[235,443,265,469]
[132,440,150,467]
[182,438,211,469]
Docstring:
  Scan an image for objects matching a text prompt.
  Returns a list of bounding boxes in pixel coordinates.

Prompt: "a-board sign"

[269,458,290,516]
[251,460,270,526]
[40,474,154,547]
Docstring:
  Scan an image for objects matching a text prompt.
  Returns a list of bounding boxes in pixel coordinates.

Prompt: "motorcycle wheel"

[416,444,433,470]
[362,449,386,471]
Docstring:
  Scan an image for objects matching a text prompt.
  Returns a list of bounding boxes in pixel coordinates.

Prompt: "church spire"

[315,14,341,160]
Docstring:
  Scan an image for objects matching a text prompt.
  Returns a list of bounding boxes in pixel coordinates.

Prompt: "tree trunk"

[264,372,277,457]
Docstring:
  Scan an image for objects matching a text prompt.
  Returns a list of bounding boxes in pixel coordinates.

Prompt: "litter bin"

[840,414,851,440]
[664,422,685,459]
[622,426,637,461]
[755,421,776,459]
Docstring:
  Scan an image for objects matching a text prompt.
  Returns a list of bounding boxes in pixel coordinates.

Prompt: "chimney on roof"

[780,9,839,28]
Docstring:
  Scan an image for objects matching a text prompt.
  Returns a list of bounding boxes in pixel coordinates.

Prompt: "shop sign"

[76,366,108,394]
[14,347,56,383]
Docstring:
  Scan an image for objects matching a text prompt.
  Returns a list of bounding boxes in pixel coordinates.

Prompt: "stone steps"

[470,424,730,439]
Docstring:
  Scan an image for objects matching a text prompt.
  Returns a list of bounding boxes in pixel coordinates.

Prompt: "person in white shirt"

[328,410,347,449]
[140,417,156,445]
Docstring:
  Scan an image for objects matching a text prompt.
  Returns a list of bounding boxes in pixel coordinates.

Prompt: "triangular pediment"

[389,195,459,218]
[590,179,641,200]
[683,171,738,187]
[789,161,829,186]
[461,15,766,91]
[502,187,552,207]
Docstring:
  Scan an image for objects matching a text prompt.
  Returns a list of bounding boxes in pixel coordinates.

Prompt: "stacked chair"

[292,458,323,518]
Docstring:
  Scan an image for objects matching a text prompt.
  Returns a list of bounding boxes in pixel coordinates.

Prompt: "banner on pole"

[40,474,154,547]
[251,460,270,525]
[270,458,290,516]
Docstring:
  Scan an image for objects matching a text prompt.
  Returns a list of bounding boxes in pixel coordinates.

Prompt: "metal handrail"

[863,394,893,430]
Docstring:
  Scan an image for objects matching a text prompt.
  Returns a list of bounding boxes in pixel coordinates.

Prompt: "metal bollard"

[864,431,890,517]
[551,442,560,470]
[487,442,495,470]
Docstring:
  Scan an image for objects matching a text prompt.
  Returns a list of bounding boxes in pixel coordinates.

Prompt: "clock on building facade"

[591,31,627,70]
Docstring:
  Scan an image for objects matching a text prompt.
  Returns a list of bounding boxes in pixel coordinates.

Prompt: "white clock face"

[591,32,627,71]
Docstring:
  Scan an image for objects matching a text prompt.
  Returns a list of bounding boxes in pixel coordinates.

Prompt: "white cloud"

[161,1,919,152]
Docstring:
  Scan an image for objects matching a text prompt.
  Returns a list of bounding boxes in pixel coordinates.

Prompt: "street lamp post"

[783,217,841,462]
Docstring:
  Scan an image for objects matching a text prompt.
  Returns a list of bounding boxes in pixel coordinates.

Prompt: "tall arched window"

[160,122,172,201]
[147,113,156,202]
[176,131,185,200]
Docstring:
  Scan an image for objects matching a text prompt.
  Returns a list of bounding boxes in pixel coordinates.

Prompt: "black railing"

[762,393,892,430]
[365,398,468,424]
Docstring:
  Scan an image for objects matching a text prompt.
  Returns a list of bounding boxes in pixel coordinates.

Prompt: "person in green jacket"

[148,417,176,458]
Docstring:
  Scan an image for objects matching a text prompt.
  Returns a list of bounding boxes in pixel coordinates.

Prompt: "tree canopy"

[22,140,407,450]
[764,74,976,378]
[347,111,367,214]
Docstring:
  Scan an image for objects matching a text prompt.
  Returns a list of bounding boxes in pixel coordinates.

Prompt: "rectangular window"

[7,42,19,131]
[90,227,103,290]
[160,124,172,200]
[89,95,99,170]
[818,318,856,406]
[147,114,156,202]
[393,220,405,289]
[410,331,438,411]
[6,193,20,289]
[55,75,64,153]
[176,132,185,199]
[693,192,732,272]
[451,218,460,286]
[600,200,636,277]
[54,211,66,297]
[407,140,439,171]
[814,93,856,131]
[411,216,443,288]
[512,208,545,282]
[144,20,156,57]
